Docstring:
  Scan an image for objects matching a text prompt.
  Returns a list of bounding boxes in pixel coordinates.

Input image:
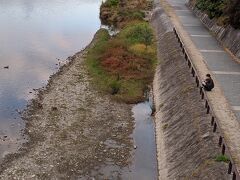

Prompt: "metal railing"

[173,27,240,180]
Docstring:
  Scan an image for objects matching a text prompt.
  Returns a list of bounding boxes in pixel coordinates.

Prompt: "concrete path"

[166,0,240,121]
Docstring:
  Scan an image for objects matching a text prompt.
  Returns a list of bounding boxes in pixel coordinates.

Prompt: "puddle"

[122,100,158,179]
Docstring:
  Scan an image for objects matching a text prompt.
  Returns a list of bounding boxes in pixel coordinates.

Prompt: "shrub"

[195,0,240,28]
[120,22,154,48]
[196,0,226,19]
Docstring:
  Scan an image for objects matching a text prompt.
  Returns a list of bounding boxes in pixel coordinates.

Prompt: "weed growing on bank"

[215,155,230,163]
[85,22,157,103]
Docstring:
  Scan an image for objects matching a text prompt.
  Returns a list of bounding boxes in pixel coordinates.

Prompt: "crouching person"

[202,74,214,91]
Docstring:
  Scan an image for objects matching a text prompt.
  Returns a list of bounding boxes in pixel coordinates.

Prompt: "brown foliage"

[101,46,151,79]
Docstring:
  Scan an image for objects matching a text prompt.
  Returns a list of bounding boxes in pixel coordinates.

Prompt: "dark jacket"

[204,77,214,91]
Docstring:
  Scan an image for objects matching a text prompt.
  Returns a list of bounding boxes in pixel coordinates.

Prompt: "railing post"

[185,53,188,61]
[228,162,232,174]
[207,105,210,114]
[201,91,204,99]
[213,123,217,132]
[205,100,208,108]
[222,144,226,155]
[196,76,199,87]
[232,172,236,180]
[191,68,195,77]
[218,136,223,147]
[211,117,214,126]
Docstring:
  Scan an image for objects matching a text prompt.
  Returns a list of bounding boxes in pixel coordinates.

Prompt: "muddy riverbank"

[0,32,136,179]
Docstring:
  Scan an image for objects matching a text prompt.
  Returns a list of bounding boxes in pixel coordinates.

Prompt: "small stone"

[134,145,137,149]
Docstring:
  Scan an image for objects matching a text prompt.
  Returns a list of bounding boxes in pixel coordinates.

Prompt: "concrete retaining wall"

[187,2,240,60]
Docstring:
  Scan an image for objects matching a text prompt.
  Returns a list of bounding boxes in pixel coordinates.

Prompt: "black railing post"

[207,105,210,114]
[222,144,226,155]
[213,123,217,132]
[228,162,232,174]
[232,172,236,180]
[211,117,214,126]
[218,136,223,147]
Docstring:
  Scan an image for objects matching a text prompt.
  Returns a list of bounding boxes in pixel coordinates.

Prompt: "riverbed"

[0,0,101,159]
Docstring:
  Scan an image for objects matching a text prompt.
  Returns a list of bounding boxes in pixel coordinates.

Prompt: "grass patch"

[215,155,230,163]
[85,22,157,103]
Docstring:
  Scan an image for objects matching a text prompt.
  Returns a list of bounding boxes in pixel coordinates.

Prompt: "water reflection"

[0,0,101,159]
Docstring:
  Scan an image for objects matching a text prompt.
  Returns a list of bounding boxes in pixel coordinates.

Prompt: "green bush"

[120,22,154,48]
[195,0,240,28]
[196,0,226,19]
[215,155,230,163]
[103,0,119,7]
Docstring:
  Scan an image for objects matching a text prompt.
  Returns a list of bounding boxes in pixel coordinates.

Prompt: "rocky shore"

[0,32,135,179]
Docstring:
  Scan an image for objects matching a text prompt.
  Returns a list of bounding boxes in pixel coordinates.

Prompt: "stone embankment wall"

[151,4,229,180]
[187,2,240,60]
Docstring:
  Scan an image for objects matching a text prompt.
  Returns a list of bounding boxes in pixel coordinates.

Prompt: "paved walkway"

[166,0,240,121]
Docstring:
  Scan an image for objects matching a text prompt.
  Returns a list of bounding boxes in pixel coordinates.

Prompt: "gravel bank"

[0,31,134,179]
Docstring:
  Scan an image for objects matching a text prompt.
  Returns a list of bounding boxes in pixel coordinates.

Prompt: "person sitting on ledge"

[202,74,214,91]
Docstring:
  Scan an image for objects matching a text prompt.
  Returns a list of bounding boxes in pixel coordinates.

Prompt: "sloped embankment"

[151,6,229,180]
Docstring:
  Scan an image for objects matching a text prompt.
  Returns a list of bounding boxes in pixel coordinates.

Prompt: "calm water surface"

[0,0,101,158]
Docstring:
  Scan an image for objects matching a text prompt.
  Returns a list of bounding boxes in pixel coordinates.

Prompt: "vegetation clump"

[100,0,152,28]
[104,0,119,7]
[193,0,240,28]
[215,155,230,163]
[85,0,157,103]
[85,22,157,103]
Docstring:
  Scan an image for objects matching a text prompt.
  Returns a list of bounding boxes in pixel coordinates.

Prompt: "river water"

[0,0,101,158]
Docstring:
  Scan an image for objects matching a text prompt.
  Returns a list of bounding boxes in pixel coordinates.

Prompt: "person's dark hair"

[206,74,211,77]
